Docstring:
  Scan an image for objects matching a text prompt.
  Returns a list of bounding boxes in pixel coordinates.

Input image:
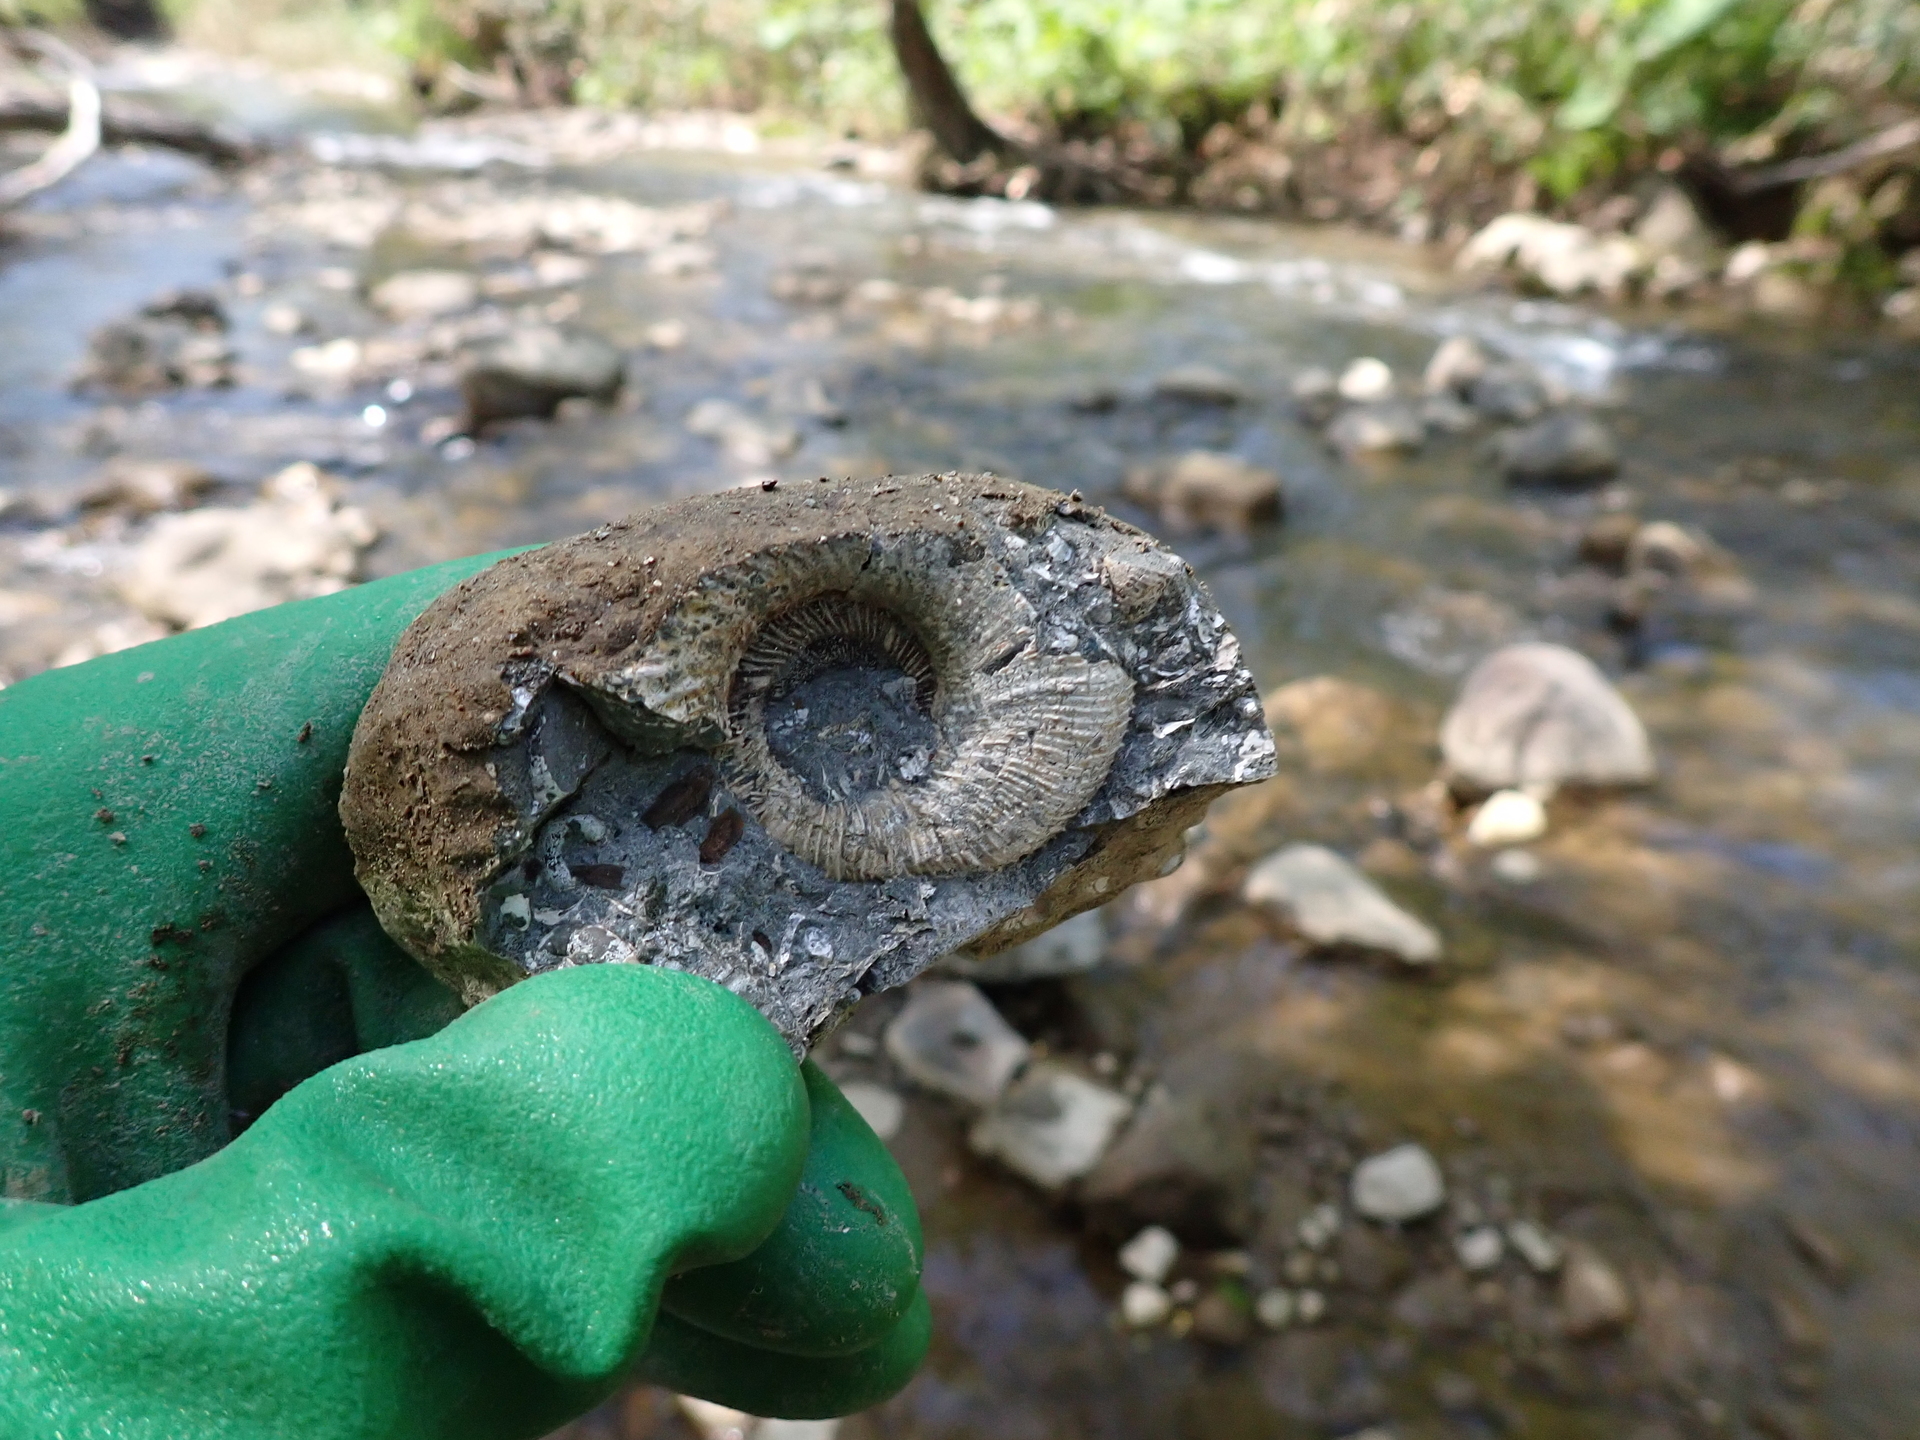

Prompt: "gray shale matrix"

[343,474,1275,1051]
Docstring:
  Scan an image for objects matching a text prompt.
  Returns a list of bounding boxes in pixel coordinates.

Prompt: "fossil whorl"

[341,474,1275,1049]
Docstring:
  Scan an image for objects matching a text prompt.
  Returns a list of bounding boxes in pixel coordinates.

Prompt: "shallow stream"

[4,55,1920,1440]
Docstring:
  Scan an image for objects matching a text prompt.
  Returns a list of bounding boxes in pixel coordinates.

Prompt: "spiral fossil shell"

[341,474,1274,1048]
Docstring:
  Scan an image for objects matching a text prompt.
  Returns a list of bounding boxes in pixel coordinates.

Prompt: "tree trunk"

[888,0,1005,163]
[83,0,167,40]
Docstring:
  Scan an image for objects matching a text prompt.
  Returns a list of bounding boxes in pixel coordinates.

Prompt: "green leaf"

[1635,0,1743,61]
[1558,63,1631,131]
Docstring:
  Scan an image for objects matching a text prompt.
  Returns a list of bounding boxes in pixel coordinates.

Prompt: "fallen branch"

[1732,117,1920,193]
[0,32,100,208]
[0,92,257,168]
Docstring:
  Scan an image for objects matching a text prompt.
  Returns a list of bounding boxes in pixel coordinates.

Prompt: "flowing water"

[5,53,1920,1440]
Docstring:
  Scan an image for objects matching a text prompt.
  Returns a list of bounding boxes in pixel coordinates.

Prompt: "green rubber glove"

[0,559,927,1438]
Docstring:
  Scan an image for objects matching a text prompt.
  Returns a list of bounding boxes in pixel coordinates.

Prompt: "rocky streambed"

[5,52,1920,1440]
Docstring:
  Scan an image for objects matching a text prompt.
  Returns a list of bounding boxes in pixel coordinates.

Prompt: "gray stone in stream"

[1466,363,1547,422]
[78,316,236,393]
[1423,335,1491,396]
[885,981,1030,1107]
[1152,364,1243,405]
[1121,451,1284,534]
[1242,844,1441,964]
[1420,394,1480,435]
[969,1062,1133,1188]
[1290,367,1340,427]
[1497,410,1619,485]
[1440,643,1654,792]
[459,324,624,430]
[1559,1244,1634,1338]
[371,268,480,320]
[1350,1143,1447,1223]
[1327,402,1426,457]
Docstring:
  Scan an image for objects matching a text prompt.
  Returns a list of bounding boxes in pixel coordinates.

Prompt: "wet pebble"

[1419,393,1479,434]
[837,1080,905,1141]
[1327,402,1425,457]
[1559,1244,1634,1339]
[1454,1225,1504,1271]
[1119,1225,1181,1284]
[1121,451,1284,533]
[1121,1280,1173,1328]
[884,981,1029,1107]
[459,324,624,430]
[1506,1218,1565,1273]
[1254,1287,1295,1329]
[1440,642,1654,792]
[1336,356,1394,402]
[78,308,236,393]
[969,1062,1133,1189]
[1152,364,1242,405]
[1465,788,1547,847]
[78,459,216,517]
[119,462,376,629]
[370,268,480,320]
[1497,410,1620,485]
[685,399,802,465]
[1350,1143,1446,1223]
[1191,1287,1254,1346]
[1489,849,1543,884]
[1290,367,1339,426]
[1466,362,1548,422]
[1243,844,1441,964]
[1423,335,1490,395]
[261,301,312,336]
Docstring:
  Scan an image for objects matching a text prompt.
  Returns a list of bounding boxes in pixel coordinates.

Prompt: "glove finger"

[636,1288,931,1420]
[0,965,811,1440]
[659,1061,922,1358]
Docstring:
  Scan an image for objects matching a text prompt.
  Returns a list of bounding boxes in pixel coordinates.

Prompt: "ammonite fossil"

[341,474,1275,1049]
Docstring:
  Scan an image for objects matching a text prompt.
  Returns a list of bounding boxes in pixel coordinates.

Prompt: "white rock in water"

[1455,1225,1504,1272]
[1466,789,1547,847]
[1254,1287,1295,1329]
[370,268,479,320]
[1297,1202,1342,1251]
[757,1422,840,1440]
[1506,1218,1565,1273]
[1423,335,1490,396]
[1120,1280,1173,1328]
[684,398,801,465]
[1560,1244,1634,1339]
[119,462,377,630]
[1351,1142,1446,1223]
[675,1396,754,1440]
[968,1062,1133,1189]
[1327,401,1425,456]
[1337,356,1394,402]
[1119,1225,1181,1284]
[1490,849,1543,885]
[1457,212,1648,298]
[1294,1289,1327,1324]
[884,982,1030,1107]
[1243,844,1441,964]
[945,909,1107,982]
[1441,643,1655,792]
[837,1080,905,1141]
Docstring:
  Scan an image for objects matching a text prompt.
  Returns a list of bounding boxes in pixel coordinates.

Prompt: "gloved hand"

[0,555,927,1439]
